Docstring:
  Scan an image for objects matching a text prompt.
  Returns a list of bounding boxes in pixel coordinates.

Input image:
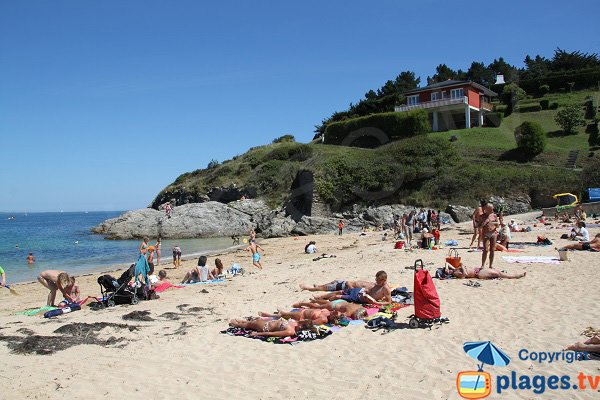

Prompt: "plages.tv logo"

[456,341,511,399]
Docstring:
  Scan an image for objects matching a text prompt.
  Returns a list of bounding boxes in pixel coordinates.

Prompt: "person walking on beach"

[245,239,264,270]
[37,270,75,307]
[155,238,162,266]
[27,252,35,264]
[338,219,344,235]
[480,203,499,269]
[173,245,181,267]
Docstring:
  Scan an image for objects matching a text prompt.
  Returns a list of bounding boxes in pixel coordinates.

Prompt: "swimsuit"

[264,318,288,332]
[253,252,261,262]
[341,288,365,303]
[474,267,482,278]
[582,242,591,251]
[326,280,348,291]
[331,299,345,309]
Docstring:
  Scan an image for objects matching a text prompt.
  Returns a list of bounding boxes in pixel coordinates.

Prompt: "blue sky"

[1,0,598,212]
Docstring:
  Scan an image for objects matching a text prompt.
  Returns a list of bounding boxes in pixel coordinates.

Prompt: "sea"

[0,211,234,284]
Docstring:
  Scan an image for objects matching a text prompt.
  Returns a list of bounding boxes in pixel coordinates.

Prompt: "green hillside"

[152,89,600,212]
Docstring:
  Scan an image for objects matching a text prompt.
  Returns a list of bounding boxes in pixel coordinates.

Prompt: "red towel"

[154,282,184,293]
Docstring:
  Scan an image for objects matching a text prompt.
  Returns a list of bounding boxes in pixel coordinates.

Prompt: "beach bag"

[413,260,441,320]
[394,241,405,249]
[445,249,461,268]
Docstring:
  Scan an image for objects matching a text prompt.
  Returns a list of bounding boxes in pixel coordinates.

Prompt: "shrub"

[323,111,430,146]
[517,104,542,113]
[266,143,314,162]
[539,99,550,110]
[207,159,220,169]
[584,97,597,120]
[484,112,503,127]
[272,134,295,144]
[538,84,550,95]
[555,105,586,134]
[514,121,546,157]
[500,83,526,116]
[549,102,559,110]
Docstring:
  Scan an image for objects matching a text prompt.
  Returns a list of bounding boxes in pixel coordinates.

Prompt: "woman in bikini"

[444,263,526,280]
[292,299,369,320]
[480,203,500,269]
[469,201,485,249]
[229,316,311,338]
[258,308,335,325]
[211,258,225,278]
[139,237,149,255]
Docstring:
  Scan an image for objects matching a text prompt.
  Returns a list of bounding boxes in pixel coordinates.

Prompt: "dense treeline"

[314,48,600,138]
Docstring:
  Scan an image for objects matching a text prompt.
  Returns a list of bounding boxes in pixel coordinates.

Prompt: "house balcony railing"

[395,96,468,112]
[481,101,493,111]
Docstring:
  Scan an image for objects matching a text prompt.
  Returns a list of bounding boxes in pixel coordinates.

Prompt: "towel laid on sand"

[181,279,225,286]
[16,306,57,316]
[154,282,184,293]
[502,256,561,265]
[221,325,332,345]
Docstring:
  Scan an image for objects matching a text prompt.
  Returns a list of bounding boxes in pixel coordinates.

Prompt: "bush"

[500,83,526,115]
[484,112,503,127]
[323,111,430,146]
[549,102,559,110]
[539,84,550,95]
[555,105,586,134]
[539,99,550,110]
[584,97,597,120]
[207,159,220,169]
[517,104,543,113]
[266,143,314,162]
[272,135,295,144]
[514,121,546,157]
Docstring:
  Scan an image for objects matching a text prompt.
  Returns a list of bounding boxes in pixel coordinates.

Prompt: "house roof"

[403,80,497,97]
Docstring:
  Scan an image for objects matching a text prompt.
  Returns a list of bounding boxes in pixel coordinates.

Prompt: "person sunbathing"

[311,271,392,305]
[565,335,600,354]
[559,233,600,252]
[299,279,373,292]
[292,299,368,320]
[258,308,336,325]
[444,263,526,279]
[228,317,312,338]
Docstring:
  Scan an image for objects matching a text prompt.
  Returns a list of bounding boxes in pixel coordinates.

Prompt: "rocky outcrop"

[92,202,255,240]
[445,204,475,223]
[254,209,296,238]
[361,205,412,228]
[150,185,257,209]
[489,195,531,215]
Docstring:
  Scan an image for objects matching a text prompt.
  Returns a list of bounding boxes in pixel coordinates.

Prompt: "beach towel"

[502,256,561,265]
[16,306,57,316]
[220,325,332,345]
[181,279,225,286]
[154,282,184,292]
[134,254,150,285]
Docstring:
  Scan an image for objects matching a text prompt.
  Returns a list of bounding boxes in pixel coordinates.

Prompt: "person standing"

[480,203,499,269]
[245,240,264,270]
[27,253,35,264]
[139,237,149,255]
[338,219,344,235]
[155,238,162,266]
[172,245,181,267]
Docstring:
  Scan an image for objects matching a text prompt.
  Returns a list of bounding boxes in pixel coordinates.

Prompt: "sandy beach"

[1,211,599,399]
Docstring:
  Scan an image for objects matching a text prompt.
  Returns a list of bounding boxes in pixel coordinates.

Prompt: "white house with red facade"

[394,80,497,131]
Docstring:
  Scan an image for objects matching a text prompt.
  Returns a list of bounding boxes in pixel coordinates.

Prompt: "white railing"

[395,96,468,112]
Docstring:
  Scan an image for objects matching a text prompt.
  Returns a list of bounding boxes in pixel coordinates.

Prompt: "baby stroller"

[408,259,449,329]
[97,264,140,307]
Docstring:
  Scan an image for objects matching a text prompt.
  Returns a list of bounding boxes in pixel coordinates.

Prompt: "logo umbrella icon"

[457,341,511,398]
[463,341,511,370]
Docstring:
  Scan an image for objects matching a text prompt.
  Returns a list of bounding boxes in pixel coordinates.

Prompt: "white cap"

[422,228,429,233]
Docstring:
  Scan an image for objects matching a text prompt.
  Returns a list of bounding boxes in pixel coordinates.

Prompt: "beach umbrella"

[463,341,511,370]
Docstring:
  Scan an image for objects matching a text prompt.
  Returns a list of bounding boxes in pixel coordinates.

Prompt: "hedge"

[517,104,543,113]
[490,67,600,95]
[540,99,550,110]
[323,110,430,146]
[484,112,503,127]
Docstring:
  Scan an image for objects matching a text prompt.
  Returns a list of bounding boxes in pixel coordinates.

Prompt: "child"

[59,277,80,307]
[172,245,181,267]
[37,270,75,307]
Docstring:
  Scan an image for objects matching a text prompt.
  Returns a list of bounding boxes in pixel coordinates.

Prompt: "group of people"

[181,255,224,283]
[229,271,392,337]
[393,209,442,247]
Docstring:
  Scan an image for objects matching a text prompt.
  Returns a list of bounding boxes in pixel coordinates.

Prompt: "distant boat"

[7,216,15,220]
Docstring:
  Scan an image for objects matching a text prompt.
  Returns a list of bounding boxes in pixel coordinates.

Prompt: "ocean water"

[0,211,234,284]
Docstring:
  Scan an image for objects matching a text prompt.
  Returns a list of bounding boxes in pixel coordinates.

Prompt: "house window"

[451,88,464,99]
[431,92,440,101]
[407,95,419,105]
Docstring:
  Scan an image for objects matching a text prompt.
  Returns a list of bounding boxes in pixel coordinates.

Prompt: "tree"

[523,55,550,79]
[207,159,220,169]
[500,83,526,115]
[467,61,495,86]
[488,57,520,83]
[514,121,546,157]
[430,64,457,83]
[554,105,586,134]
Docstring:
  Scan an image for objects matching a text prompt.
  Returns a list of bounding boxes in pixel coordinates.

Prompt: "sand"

[0,211,599,399]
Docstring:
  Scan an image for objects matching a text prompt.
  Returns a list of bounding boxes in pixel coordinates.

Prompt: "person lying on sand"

[229,317,312,338]
[258,308,336,325]
[299,279,373,292]
[559,233,600,252]
[312,271,392,305]
[443,263,526,280]
[565,335,600,354]
[292,299,368,320]
[37,270,76,306]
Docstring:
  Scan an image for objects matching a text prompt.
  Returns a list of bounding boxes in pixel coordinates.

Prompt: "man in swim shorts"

[245,239,264,270]
[559,233,600,252]
[299,279,373,292]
